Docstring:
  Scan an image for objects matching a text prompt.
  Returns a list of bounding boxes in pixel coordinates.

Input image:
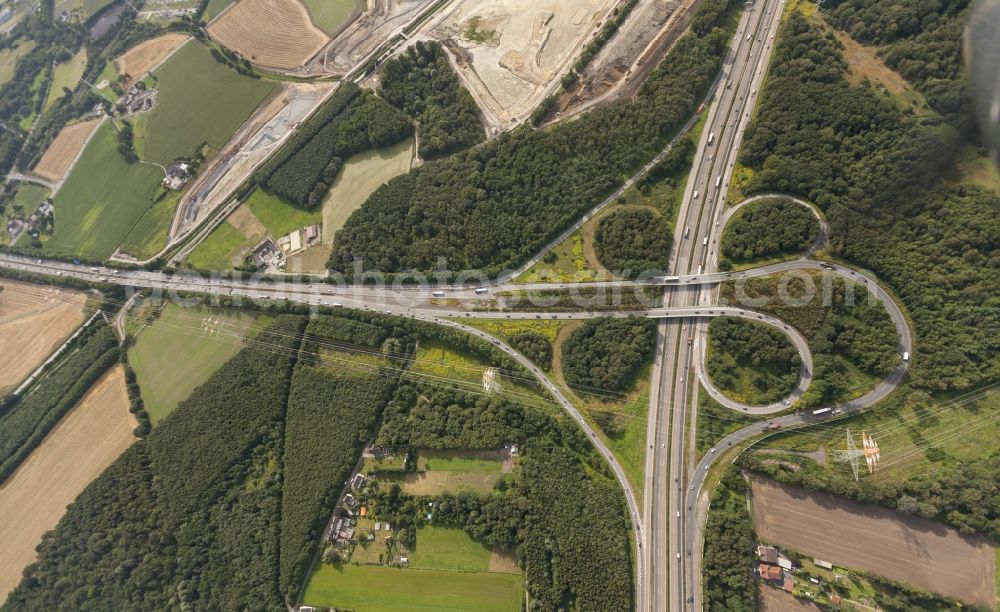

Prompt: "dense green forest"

[561,317,656,393]
[740,11,998,391]
[702,467,756,610]
[824,0,972,129]
[720,199,819,264]
[372,379,635,610]
[379,41,484,159]
[594,208,672,275]
[509,331,553,370]
[0,323,118,482]
[721,272,898,407]
[253,83,412,208]
[329,0,740,278]
[706,318,801,405]
[3,314,406,609]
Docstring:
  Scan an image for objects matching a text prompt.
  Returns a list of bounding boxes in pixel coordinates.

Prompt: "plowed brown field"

[32,118,102,182]
[0,280,88,394]
[752,477,995,608]
[115,32,190,84]
[207,0,329,70]
[0,365,136,601]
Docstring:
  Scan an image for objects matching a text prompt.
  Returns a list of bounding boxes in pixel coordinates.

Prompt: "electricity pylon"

[833,429,880,481]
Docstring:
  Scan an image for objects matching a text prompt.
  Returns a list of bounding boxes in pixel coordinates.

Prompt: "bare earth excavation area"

[31,118,102,183]
[308,0,434,76]
[0,365,136,601]
[752,477,996,607]
[0,280,87,394]
[208,0,329,70]
[429,0,616,129]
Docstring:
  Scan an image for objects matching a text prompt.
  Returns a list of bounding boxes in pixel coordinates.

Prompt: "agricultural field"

[186,187,320,269]
[113,32,189,85]
[0,279,88,395]
[302,563,523,612]
[31,117,102,182]
[132,41,276,164]
[410,526,519,573]
[128,301,261,424]
[43,48,87,112]
[322,136,414,242]
[0,40,35,87]
[185,215,254,269]
[399,449,510,495]
[117,190,180,259]
[428,0,617,128]
[43,120,164,259]
[207,0,329,70]
[0,365,135,601]
[201,0,234,20]
[300,0,358,34]
[752,477,996,608]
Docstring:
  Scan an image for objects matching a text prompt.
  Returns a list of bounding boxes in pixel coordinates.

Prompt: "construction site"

[553,0,700,121]
[424,0,617,133]
[303,0,436,76]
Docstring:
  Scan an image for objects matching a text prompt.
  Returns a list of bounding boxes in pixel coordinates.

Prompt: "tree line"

[329,0,741,279]
[379,41,484,160]
[254,83,412,208]
[0,322,118,483]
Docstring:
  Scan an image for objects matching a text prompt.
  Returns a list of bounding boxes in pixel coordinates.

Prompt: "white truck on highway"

[811,408,832,416]
[708,132,715,145]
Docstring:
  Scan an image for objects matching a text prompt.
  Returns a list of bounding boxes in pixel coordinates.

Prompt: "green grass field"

[464,319,563,343]
[410,526,502,572]
[128,302,259,423]
[420,451,504,474]
[45,121,164,259]
[118,190,180,259]
[303,563,522,611]
[300,0,358,33]
[133,41,275,164]
[0,40,35,87]
[201,0,234,20]
[247,187,320,237]
[321,136,413,242]
[186,218,250,269]
[412,341,491,386]
[44,48,86,112]
[187,188,321,270]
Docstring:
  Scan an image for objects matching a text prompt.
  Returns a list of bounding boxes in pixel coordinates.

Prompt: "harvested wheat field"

[208,0,329,70]
[32,118,102,182]
[752,477,996,608]
[0,365,136,601]
[0,280,88,394]
[115,32,190,85]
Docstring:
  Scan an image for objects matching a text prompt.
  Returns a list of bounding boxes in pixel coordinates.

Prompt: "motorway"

[644,0,786,608]
[0,1,916,606]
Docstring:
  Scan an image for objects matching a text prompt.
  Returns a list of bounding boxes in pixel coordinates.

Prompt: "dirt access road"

[752,477,996,608]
